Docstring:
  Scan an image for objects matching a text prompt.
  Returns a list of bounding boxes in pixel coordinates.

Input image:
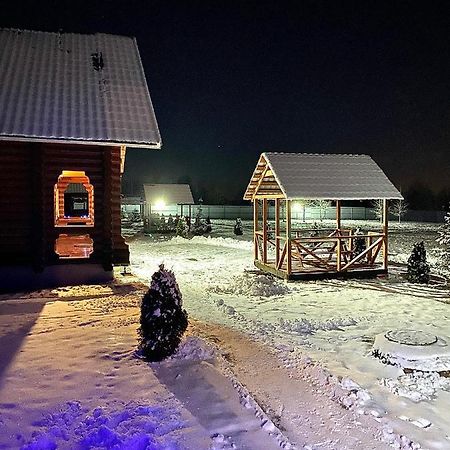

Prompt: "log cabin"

[0,29,161,291]
[244,152,403,280]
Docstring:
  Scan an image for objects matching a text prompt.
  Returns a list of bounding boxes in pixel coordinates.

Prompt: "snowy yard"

[0,219,448,449]
[129,220,450,449]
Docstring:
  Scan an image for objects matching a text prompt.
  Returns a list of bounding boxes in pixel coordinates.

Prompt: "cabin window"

[54,171,94,227]
[55,234,94,259]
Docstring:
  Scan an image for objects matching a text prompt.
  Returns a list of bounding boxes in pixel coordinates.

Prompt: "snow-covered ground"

[0,284,287,449]
[129,220,450,449]
[0,219,447,449]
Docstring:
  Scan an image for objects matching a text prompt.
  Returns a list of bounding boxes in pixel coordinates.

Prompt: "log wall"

[0,141,129,271]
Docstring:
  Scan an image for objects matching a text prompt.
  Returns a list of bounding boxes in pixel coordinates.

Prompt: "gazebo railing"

[255,229,385,274]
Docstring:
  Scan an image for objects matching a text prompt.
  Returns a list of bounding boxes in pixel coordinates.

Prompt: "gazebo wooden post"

[286,199,292,276]
[382,199,389,270]
[275,198,280,265]
[336,200,341,230]
[262,198,268,263]
[336,199,342,271]
[253,199,259,261]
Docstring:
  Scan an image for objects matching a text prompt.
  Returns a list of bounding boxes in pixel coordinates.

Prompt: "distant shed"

[143,184,194,214]
[244,152,403,280]
[0,28,161,291]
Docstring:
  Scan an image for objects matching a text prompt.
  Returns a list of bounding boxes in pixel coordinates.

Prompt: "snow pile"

[209,434,237,450]
[380,371,450,402]
[169,336,216,361]
[20,401,186,450]
[210,273,290,297]
[278,316,358,335]
[373,331,450,371]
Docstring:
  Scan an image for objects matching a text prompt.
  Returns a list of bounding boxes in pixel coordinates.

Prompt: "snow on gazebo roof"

[0,28,161,148]
[244,152,403,201]
[143,184,194,205]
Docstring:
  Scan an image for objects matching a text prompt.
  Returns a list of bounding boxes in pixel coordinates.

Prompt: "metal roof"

[143,184,195,205]
[0,28,161,148]
[244,152,403,200]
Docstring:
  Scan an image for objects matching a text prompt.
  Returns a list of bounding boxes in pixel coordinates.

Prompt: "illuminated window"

[55,234,94,259]
[54,171,94,227]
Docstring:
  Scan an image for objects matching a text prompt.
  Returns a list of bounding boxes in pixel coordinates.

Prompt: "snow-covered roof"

[143,184,194,205]
[0,28,161,148]
[244,152,403,201]
[121,196,144,205]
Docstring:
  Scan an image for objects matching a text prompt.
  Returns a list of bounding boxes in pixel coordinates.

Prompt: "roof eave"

[0,135,162,149]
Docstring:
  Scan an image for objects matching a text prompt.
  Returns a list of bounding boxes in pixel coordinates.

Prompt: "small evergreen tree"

[233,218,243,235]
[176,216,188,237]
[437,208,450,267]
[191,205,211,235]
[139,265,188,361]
[407,241,430,284]
[353,227,366,259]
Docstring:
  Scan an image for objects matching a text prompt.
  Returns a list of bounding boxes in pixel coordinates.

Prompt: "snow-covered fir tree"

[437,208,450,268]
[176,216,188,237]
[139,265,188,361]
[191,205,211,235]
[407,241,430,284]
[353,227,366,258]
[233,218,243,235]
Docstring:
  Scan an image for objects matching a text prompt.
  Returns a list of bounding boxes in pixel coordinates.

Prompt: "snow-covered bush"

[407,241,430,284]
[436,208,450,269]
[139,265,188,361]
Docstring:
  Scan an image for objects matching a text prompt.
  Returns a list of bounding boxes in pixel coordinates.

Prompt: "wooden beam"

[341,237,383,271]
[253,194,285,199]
[276,242,287,270]
[253,164,269,197]
[336,237,342,271]
[286,200,292,275]
[253,200,259,260]
[103,148,113,271]
[295,242,332,268]
[262,198,268,263]
[382,199,389,270]
[275,198,280,265]
[336,200,341,230]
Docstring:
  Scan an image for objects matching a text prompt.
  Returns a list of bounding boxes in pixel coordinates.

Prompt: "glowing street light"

[154,199,166,209]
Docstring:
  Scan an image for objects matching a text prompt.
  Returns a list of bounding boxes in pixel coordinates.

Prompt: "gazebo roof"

[143,184,194,205]
[244,152,403,201]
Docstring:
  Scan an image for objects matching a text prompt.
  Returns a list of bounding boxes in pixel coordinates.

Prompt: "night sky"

[2,1,450,204]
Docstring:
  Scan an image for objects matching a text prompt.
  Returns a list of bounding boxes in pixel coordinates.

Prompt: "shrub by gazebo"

[244,152,403,280]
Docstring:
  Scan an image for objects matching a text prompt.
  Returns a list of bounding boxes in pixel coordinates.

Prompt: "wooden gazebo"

[244,153,403,280]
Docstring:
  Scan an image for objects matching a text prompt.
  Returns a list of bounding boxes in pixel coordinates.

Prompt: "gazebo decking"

[244,152,403,280]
